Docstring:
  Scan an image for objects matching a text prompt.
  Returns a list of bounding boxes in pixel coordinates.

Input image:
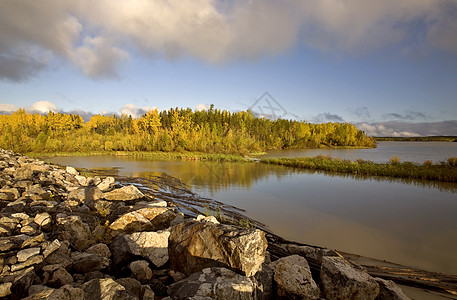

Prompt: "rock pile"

[0,149,411,299]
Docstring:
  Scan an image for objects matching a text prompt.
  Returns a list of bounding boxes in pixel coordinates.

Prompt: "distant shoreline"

[374,136,457,142]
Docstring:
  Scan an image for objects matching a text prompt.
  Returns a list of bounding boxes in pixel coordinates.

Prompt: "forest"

[0,107,375,155]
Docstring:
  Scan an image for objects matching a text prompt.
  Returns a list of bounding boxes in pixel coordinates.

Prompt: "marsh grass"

[261,156,457,183]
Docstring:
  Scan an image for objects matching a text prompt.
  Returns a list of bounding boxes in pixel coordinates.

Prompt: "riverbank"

[29,150,457,183]
[1,148,428,299]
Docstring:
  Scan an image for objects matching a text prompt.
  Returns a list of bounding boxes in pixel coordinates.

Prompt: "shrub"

[390,155,400,164]
[448,157,457,167]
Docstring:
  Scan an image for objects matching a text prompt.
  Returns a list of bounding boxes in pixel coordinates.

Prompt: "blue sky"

[1,1,457,136]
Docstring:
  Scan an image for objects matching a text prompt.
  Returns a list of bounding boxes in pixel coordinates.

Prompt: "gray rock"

[141,285,155,300]
[33,212,52,231]
[71,252,111,273]
[16,247,41,262]
[82,278,134,300]
[284,243,336,264]
[168,267,255,300]
[321,256,380,300]
[57,215,94,251]
[103,185,145,201]
[86,243,112,259]
[66,166,79,176]
[375,278,411,300]
[169,220,267,277]
[253,263,274,300]
[68,186,103,202]
[11,266,36,300]
[48,267,74,288]
[115,278,142,298]
[47,285,85,300]
[129,260,153,283]
[270,255,320,299]
[97,177,115,192]
[0,282,12,297]
[44,240,73,269]
[109,207,176,235]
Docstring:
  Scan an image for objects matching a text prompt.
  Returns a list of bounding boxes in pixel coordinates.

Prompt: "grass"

[260,155,457,183]
[26,150,250,163]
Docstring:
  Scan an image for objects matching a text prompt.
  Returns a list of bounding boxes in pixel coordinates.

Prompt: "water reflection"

[43,155,457,274]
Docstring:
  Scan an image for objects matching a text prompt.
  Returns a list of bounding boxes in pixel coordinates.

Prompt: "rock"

[116,278,142,298]
[68,186,103,202]
[57,215,94,251]
[129,260,153,283]
[44,240,73,269]
[196,215,219,224]
[48,267,74,288]
[321,256,380,300]
[16,247,41,262]
[10,255,43,272]
[47,285,85,300]
[0,282,12,297]
[97,177,115,192]
[284,243,336,264]
[86,243,112,259]
[141,285,155,300]
[253,263,274,300]
[23,286,55,300]
[169,220,267,277]
[168,267,255,300]
[33,212,52,231]
[115,231,170,268]
[0,188,20,200]
[71,252,111,273]
[270,255,320,299]
[109,207,175,235]
[66,166,79,176]
[82,278,134,300]
[375,278,411,300]
[11,266,36,300]
[43,239,61,258]
[103,185,145,201]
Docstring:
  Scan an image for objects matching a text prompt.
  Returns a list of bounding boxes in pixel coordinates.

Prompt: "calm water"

[44,142,457,275]
[261,141,457,163]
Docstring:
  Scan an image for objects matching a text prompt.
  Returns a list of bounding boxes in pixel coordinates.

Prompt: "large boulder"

[109,207,175,235]
[110,230,170,269]
[169,220,267,277]
[375,278,411,300]
[270,255,320,299]
[103,185,144,201]
[56,215,94,251]
[321,256,380,300]
[82,278,136,300]
[168,267,256,300]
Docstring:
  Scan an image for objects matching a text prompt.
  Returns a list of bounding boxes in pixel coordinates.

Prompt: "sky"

[1,0,457,137]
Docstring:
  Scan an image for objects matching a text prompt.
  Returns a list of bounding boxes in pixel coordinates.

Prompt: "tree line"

[0,107,375,154]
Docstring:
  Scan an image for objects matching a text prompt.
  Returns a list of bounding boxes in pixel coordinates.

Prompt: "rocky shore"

[0,148,411,299]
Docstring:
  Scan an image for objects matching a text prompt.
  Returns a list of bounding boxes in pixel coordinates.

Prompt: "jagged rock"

[10,266,36,300]
[82,278,135,300]
[0,216,19,236]
[284,244,336,264]
[116,278,142,298]
[103,185,145,201]
[71,252,111,273]
[129,260,153,283]
[270,255,320,299]
[10,255,43,272]
[57,215,94,251]
[169,220,267,277]
[168,267,255,300]
[196,215,219,224]
[66,166,79,176]
[0,188,20,200]
[43,239,61,258]
[47,285,85,300]
[0,282,12,297]
[47,267,74,288]
[321,256,380,300]
[141,285,155,300]
[375,278,411,300]
[112,231,170,269]
[86,243,112,259]
[97,177,115,192]
[44,240,73,269]
[68,186,103,202]
[109,207,176,235]
[0,233,44,252]
[253,263,274,300]
[16,247,41,262]
[33,212,52,231]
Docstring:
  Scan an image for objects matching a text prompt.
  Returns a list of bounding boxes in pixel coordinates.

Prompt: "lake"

[43,142,457,276]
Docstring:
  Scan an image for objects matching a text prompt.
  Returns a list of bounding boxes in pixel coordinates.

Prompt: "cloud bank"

[357,121,457,137]
[1,0,456,81]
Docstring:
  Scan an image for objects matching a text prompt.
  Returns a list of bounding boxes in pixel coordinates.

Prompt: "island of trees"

[0,107,375,155]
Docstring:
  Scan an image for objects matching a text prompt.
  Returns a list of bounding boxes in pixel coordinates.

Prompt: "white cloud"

[28,101,58,114]
[0,0,456,81]
[356,121,457,137]
[195,104,210,112]
[0,103,19,113]
[120,104,158,118]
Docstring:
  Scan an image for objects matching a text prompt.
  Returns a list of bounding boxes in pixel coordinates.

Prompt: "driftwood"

[83,168,457,298]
